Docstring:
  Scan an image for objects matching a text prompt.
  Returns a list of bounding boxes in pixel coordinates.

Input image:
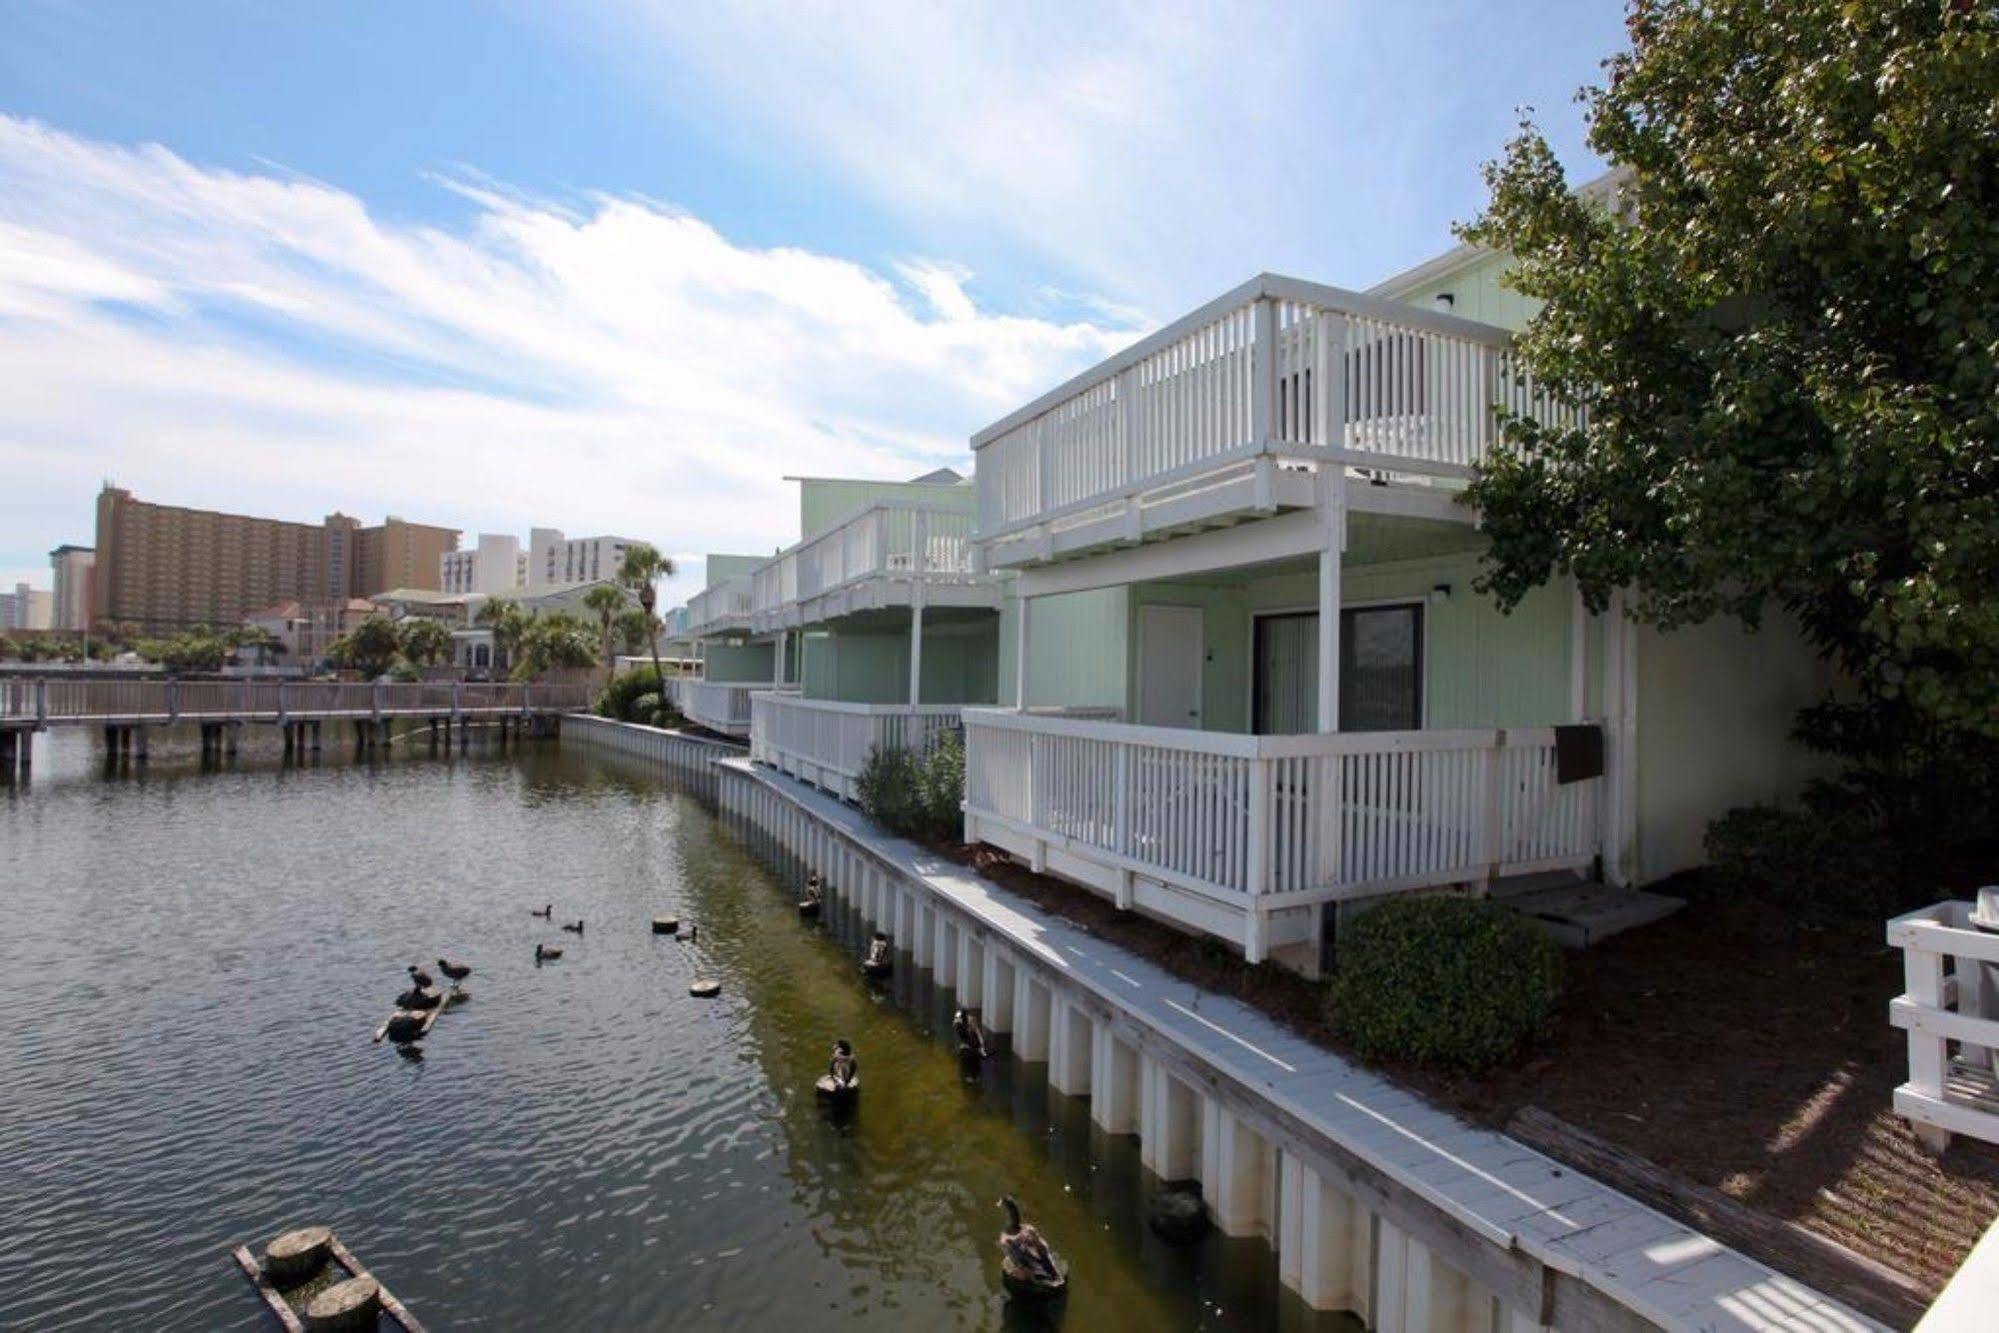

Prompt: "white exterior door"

[1137,605,1204,728]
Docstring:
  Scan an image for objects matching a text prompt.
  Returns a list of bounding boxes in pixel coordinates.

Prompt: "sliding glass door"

[1252,604,1422,734]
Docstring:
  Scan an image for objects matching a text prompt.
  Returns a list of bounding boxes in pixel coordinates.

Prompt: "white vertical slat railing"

[971,277,1576,543]
[748,692,964,801]
[962,711,1600,912]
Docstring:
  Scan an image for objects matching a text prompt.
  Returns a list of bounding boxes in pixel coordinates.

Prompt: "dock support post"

[1202,1103,1276,1238]
[134,725,148,761]
[310,720,321,751]
[933,914,957,988]
[0,730,14,780]
[1050,1000,1093,1097]
[1091,1027,1139,1133]
[223,723,239,757]
[955,932,983,1008]
[1140,1057,1199,1180]
[982,950,1014,1036]
[1012,973,1051,1062]
[912,901,935,970]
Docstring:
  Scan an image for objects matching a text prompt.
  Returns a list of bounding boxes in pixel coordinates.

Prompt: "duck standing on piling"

[407,964,434,990]
[437,958,470,986]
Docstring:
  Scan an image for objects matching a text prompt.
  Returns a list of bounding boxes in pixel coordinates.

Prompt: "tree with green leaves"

[397,616,454,668]
[582,582,629,667]
[513,612,600,678]
[473,597,530,673]
[614,605,654,657]
[1460,0,1999,847]
[330,615,403,678]
[616,543,677,685]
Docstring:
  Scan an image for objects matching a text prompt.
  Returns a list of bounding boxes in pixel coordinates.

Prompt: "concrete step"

[1491,873,1684,949]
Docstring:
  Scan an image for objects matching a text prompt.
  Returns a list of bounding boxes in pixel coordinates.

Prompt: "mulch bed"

[945,843,1999,1308]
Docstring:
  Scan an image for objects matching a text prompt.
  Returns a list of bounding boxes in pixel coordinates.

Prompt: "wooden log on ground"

[1507,1105,1930,1328]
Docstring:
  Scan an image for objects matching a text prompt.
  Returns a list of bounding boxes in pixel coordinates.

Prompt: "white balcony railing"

[970,273,1578,545]
[962,709,1600,957]
[684,575,756,637]
[749,692,964,800]
[749,500,988,632]
[675,678,787,738]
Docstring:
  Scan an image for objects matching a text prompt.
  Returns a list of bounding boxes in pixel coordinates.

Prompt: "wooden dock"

[230,1231,428,1332]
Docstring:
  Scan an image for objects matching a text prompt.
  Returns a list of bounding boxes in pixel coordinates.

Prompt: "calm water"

[1,730,1356,1330]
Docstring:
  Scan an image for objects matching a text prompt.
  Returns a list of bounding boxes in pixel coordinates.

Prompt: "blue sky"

[0,0,1623,600]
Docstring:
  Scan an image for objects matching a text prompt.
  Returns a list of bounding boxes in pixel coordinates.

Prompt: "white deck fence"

[748,692,964,801]
[673,678,791,738]
[962,710,1599,916]
[1889,900,1999,1151]
[750,501,982,631]
[971,274,1578,543]
[684,575,756,636]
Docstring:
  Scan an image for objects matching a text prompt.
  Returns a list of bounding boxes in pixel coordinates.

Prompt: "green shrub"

[597,668,679,726]
[1702,802,1899,918]
[1329,895,1564,1071]
[916,730,966,841]
[857,742,923,835]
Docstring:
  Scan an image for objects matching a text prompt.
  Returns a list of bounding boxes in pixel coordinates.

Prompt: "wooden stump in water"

[652,916,679,935]
[1147,1184,1209,1244]
[304,1275,381,1331]
[689,978,721,997]
[262,1225,332,1285]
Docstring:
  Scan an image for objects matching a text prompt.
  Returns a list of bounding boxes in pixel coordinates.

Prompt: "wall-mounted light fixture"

[1430,583,1453,603]
[1433,292,1456,312]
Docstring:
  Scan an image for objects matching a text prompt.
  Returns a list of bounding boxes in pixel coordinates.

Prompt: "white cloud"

[0,115,1137,601]
[553,0,1616,314]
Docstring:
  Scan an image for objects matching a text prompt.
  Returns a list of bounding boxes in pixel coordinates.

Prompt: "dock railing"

[1888,900,1999,1152]
[0,678,594,728]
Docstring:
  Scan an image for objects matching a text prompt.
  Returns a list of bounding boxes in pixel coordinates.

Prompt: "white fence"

[684,575,756,636]
[0,677,593,726]
[962,710,1599,912]
[676,679,797,738]
[971,274,1581,541]
[749,692,963,800]
[749,500,987,632]
[1889,901,1999,1151]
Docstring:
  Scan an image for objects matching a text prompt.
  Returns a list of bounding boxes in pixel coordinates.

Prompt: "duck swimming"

[954,1007,989,1062]
[815,1039,859,1098]
[561,920,584,935]
[997,1195,1067,1301]
[530,904,553,919]
[798,874,823,919]
[535,943,563,963]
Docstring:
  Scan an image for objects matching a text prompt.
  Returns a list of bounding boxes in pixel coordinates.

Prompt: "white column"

[1141,1059,1199,1180]
[1280,1157,1372,1314]
[1568,577,1588,722]
[955,931,982,1007]
[933,914,957,987]
[1315,466,1345,733]
[1012,973,1050,1062]
[1090,1028,1139,1134]
[912,900,935,969]
[982,950,1014,1034]
[1013,593,1032,709]
[1201,1104,1274,1237]
[774,629,788,686]
[1050,1000,1092,1097]
[908,593,925,707]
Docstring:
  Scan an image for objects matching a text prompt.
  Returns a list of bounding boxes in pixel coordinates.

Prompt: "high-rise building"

[90,485,460,633]
[527,528,645,591]
[0,582,53,631]
[441,533,527,595]
[48,545,95,630]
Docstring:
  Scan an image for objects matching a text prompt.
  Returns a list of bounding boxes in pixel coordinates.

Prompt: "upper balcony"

[748,500,1002,634]
[971,273,1575,568]
[684,574,756,638]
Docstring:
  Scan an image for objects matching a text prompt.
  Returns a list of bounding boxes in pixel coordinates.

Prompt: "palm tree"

[582,583,628,668]
[473,597,530,674]
[616,544,676,685]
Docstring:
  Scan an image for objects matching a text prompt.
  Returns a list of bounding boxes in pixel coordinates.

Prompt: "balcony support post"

[908,588,925,708]
[1315,467,1345,734]
[1251,297,1277,447]
[1013,593,1031,710]
[774,630,788,688]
